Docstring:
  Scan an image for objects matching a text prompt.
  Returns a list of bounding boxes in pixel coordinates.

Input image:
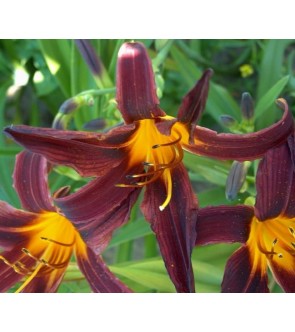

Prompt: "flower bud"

[241,92,254,121]
[225,161,249,200]
[116,42,165,123]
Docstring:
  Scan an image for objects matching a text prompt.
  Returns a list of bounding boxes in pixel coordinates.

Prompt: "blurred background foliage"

[1,39,295,293]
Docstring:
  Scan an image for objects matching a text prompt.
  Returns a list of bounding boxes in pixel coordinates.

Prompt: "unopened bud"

[116,42,165,123]
[241,92,254,120]
[225,161,250,200]
[75,39,103,77]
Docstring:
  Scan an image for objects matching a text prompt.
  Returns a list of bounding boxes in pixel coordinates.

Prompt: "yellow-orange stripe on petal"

[7,211,86,293]
[116,118,189,210]
[247,215,295,285]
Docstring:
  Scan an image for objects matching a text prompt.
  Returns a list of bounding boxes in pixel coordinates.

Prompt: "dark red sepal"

[196,205,253,246]
[76,247,132,293]
[185,98,294,161]
[141,164,198,293]
[55,162,142,253]
[222,246,269,293]
[255,141,294,221]
[177,69,213,143]
[13,151,55,213]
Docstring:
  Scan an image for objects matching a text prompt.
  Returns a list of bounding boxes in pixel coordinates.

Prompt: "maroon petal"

[268,259,295,292]
[184,98,294,161]
[196,205,253,246]
[13,151,55,213]
[284,134,295,218]
[4,124,135,177]
[222,246,269,293]
[116,42,165,123]
[255,142,294,220]
[76,246,132,293]
[21,268,66,293]
[0,201,37,250]
[141,164,198,293]
[0,247,28,292]
[177,69,213,143]
[55,162,142,253]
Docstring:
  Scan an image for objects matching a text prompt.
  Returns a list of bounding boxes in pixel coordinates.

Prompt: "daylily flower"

[0,151,131,293]
[3,42,294,293]
[196,133,295,292]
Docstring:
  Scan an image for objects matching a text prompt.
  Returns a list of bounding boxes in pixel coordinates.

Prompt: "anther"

[40,237,75,247]
[291,242,295,249]
[289,227,295,236]
[278,254,283,258]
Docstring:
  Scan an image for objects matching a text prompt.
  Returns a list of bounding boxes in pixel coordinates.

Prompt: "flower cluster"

[1,41,295,292]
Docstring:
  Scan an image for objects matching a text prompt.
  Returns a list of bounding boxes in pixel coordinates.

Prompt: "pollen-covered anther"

[40,236,75,247]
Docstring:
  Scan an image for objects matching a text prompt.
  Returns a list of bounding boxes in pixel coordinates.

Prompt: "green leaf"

[110,258,175,292]
[39,40,72,97]
[108,218,152,249]
[255,75,290,120]
[170,45,240,122]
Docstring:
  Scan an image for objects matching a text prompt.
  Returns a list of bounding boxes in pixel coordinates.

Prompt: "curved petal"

[268,259,295,292]
[141,164,198,293]
[55,162,142,253]
[21,268,66,293]
[4,124,137,177]
[222,246,269,293]
[255,142,294,221]
[13,151,55,213]
[196,205,253,246]
[177,69,213,143]
[76,246,132,293]
[0,247,29,292]
[184,99,294,161]
[0,201,37,250]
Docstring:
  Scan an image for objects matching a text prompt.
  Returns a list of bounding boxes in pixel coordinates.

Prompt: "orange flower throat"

[117,118,188,211]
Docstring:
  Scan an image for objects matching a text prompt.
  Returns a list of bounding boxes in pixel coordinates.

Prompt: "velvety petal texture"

[13,151,55,213]
[141,164,198,293]
[76,247,132,293]
[0,201,37,250]
[185,98,294,161]
[116,42,165,123]
[221,246,269,292]
[255,140,294,220]
[4,125,135,177]
[177,69,213,143]
[55,163,142,253]
[196,205,253,246]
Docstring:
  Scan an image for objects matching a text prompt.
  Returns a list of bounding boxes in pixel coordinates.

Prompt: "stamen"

[291,242,295,249]
[159,171,172,211]
[152,133,182,149]
[289,227,295,236]
[40,237,75,247]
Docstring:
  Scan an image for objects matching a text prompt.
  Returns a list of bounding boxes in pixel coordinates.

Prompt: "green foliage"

[1,39,293,293]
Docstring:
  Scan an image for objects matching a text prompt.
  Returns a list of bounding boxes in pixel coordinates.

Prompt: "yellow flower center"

[0,211,86,292]
[248,215,295,274]
[117,118,188,211]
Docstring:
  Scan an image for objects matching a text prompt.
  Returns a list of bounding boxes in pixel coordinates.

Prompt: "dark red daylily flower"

[3,42,294,293]
[0,151,131,293]
[196,134,295,292]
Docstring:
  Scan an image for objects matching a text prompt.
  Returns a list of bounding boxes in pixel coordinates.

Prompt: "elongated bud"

[225,161,250,200]
[75,39,103,76]
[241,92,254,120]
[116,42,165,124]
